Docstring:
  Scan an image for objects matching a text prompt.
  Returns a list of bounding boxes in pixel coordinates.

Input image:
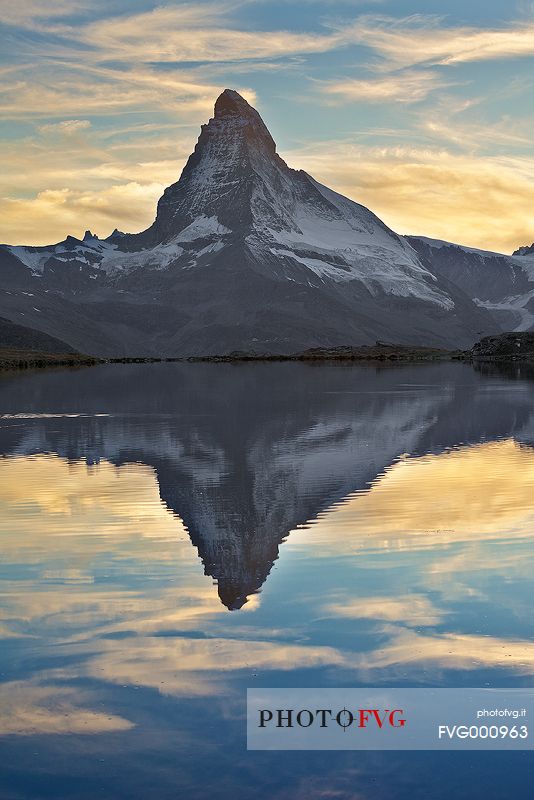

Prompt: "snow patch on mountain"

[476,290,534,332]
[6,215,232,277]
[248,176,453,306]
[8,238,118,275]
[174,215,231,243]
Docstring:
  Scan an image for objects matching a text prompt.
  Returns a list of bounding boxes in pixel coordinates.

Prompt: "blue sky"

[1,0,534,251]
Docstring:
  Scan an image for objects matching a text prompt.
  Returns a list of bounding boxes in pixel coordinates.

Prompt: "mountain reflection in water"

[1,361,534,800]
[1,361,533,609]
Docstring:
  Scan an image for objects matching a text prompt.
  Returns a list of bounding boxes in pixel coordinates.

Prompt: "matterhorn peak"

[131,88,283,247]
[209,88,277,157]
[212,89,271,136]
[214,89,255,118]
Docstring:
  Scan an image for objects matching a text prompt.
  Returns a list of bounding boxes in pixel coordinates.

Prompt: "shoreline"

[2,334,534,372]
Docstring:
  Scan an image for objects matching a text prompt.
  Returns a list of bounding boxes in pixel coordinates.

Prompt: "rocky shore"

[187,342,454,362]
[470,332,534,361]
[3,333,534,372]
[0,348,102,371]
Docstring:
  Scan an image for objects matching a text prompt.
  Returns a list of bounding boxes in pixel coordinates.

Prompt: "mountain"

[0,90,498,356]
[513,243,534,257]
[0,316,77,354]
[408,236,534,332]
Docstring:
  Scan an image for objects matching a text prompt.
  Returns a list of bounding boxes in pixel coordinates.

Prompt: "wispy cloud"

[319,70,453,104]
[351,14,534,68]
[0,680,133,735]
[324,595,444,626]
[0,0,89,28]
[38,119,91,135]
[357,628,534,674]
[49,4,352,64]
[14,3,534,71]
[0,63,237,117]
[423,116,534,151]
[0,3,347,120]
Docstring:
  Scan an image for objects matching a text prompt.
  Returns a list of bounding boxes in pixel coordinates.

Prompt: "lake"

[0,361,533,799]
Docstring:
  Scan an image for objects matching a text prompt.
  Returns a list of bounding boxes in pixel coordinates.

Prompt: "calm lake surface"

[0,361,533,799]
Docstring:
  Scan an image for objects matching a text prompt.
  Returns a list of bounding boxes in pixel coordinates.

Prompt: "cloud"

[38,119,91,135]
[324,595,444,626]
[0,0,89,27]
[80,5,350,64]
[0,183,164,244]
[0,64,233,117]
[0,79,246,243]
[421,109,534,151]
[319,70,453,104]
[0,681,133,736]
[9,7,534,69]
[82,636,347,697]
[357,628,534,674]
[0,118,190,242]
[7,4,351,67]
[352,14,534,68]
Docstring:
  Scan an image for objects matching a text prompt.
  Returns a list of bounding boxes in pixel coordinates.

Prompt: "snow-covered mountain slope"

[408,236,534,332]
[9,231,117,275]
[0,90,498,356]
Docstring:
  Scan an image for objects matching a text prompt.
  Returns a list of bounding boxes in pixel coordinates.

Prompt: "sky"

[1,0,534,252]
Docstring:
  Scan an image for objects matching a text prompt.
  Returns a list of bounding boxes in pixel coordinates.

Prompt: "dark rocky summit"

[513,243,534,256]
